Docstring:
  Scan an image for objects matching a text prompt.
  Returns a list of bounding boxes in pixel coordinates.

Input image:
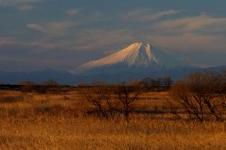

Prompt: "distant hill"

[0,70,79,85]
[0,66,226,85]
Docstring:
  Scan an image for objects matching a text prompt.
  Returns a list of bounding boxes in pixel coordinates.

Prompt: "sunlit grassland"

[0,90,225,150]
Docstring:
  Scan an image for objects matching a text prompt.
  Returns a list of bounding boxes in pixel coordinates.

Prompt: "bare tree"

[170,81,205,121]
[114,82,144,122]
[170,72,226,122]
[79,83,114,119]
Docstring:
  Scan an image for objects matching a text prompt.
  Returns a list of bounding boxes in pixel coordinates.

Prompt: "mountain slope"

[78,42,158,71]
[70,42,200,82]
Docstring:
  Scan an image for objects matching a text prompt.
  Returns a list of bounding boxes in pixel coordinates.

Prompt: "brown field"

[0,89,226,150]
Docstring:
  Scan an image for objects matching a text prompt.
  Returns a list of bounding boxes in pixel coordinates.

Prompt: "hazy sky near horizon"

[0,0,226,71]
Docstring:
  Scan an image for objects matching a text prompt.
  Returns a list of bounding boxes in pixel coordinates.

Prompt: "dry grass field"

[0,89,226,150]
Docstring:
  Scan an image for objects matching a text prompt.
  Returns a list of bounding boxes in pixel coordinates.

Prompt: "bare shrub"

[171,72,226,121]
[79,84,114,119]
[171,81,205,121]
[114,82,144,122]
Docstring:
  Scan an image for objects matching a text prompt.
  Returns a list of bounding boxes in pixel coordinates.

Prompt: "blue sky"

[0,0,226,71]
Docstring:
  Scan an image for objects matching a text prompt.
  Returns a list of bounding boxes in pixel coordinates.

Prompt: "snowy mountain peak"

[78,42,158,71]
[124,42,158,66]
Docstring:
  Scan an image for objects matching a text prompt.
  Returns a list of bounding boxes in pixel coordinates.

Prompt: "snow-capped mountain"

[78,42,159,71]
[0,42,225,84]
[70,42,195,82]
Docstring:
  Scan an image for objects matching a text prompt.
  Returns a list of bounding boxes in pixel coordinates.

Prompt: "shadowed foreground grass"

[0,90,226,149]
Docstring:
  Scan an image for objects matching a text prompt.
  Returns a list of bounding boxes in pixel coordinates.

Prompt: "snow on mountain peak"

[78,42,158,71]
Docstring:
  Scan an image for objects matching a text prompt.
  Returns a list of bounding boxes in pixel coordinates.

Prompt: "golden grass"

[0,90,226,150]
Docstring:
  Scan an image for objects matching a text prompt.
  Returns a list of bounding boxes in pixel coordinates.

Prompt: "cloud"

[4,28,133,53]
[66,8,80,16]
[149,33,226,52]
[153,15,226,34]
[2,8,226,68]
[0,0,40,5]
[16,11,226,55]
[0,0,41,11]
[24,14,226,54]
[27,21,77,36]
[71,29,134,51]
[0,37,15,46]
[122,9,180,22]
[0,37,67,54]
[139,14,226,53]
[18,4,33,11]
[27,24,45,32]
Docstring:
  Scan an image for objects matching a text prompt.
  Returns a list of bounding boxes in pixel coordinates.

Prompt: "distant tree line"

[0,80,73,94]
[140,76,173,91]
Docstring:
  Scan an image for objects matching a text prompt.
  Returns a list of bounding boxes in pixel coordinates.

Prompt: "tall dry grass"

[0,90,225,150]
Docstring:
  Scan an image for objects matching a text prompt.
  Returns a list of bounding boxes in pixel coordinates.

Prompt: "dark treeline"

[140,76,173,91]
[0,80,75,94]
[78,76,173,92]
